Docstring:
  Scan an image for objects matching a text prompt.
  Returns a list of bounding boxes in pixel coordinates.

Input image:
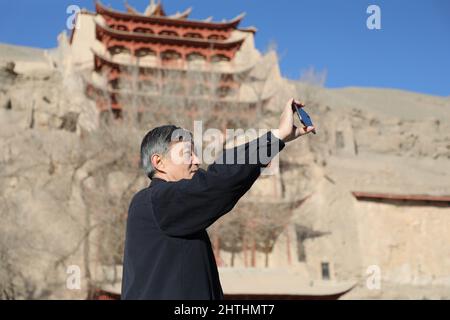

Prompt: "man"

[121,99,316,300]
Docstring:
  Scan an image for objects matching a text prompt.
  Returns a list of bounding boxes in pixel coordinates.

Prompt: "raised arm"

[151,98,316,237]
[151,131,284,237]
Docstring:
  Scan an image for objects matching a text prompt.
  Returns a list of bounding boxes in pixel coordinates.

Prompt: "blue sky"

[0,0,448,96]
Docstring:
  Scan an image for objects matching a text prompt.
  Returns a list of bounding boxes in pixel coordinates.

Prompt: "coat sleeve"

[151,131,286,237]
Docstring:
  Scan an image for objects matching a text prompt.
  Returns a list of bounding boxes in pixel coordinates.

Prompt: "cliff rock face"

[1,42,449,299]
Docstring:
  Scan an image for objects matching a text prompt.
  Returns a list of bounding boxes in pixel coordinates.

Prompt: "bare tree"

[211,199,308,268]
[297,66,327,107]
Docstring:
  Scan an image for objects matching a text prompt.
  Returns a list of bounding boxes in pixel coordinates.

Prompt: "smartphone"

[292,101,316,135]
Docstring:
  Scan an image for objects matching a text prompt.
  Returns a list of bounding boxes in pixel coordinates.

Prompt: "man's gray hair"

[140,125,193,179]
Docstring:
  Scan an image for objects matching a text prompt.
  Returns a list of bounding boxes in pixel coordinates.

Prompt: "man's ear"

[151,154,165,173]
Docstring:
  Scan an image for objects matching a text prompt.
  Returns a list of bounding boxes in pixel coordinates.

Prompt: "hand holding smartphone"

[292,101,317,135]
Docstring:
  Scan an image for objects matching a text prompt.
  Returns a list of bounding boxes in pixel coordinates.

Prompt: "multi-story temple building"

[69,1,275,129]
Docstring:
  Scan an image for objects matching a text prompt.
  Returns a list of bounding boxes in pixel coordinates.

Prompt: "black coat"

[121,131,285,300]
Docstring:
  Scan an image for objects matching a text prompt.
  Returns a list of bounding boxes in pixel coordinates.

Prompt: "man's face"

[162,141,200,181]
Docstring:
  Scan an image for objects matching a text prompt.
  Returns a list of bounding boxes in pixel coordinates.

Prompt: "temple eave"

[86,82,265,106]
[169,7,192,20]
[96,1,244,30]
[95,22,245,49]
[352,192,450,203]
[239,26,258,33]
[92,50,254,76]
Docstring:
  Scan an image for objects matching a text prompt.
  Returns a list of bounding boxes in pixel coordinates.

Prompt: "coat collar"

[149,177,168,188]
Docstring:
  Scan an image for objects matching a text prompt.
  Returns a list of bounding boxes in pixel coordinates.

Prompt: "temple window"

[159,30,179,37]
[115,25,128,32]
[108,45,131,56]
[321,262,330,280]
[211,54,230,63]
[184,32,203,39]
[135,48,156,58]
[186,52,206,62]
[216,86,234,98]
[109,79,118,90]
[221,74,234,82]
[161,50,182,62]
[111,109,122,119]
[134,27,154,34]
[208,34,226,40]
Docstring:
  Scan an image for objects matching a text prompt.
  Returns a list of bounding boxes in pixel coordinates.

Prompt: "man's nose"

[192,153,201,165]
